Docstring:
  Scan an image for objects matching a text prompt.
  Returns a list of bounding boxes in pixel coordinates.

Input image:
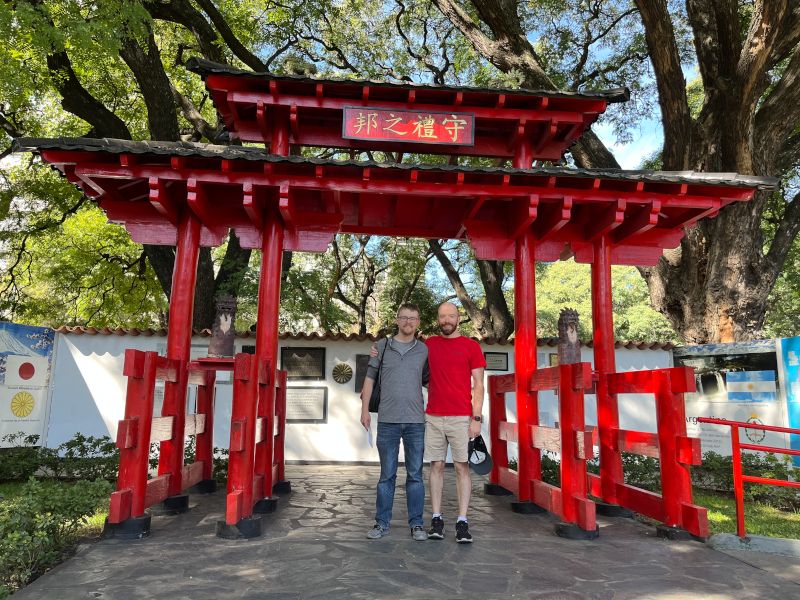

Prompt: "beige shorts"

[425,415,471,463]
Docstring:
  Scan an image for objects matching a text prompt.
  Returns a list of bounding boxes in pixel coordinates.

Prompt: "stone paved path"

[14,465,800,599]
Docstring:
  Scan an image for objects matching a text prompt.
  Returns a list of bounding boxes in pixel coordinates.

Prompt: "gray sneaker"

[366,523,389,539]
[411,525,427,541]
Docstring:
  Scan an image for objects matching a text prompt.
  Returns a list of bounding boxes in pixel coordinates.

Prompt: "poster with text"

[0,323,55,446]
[674,340,788,456]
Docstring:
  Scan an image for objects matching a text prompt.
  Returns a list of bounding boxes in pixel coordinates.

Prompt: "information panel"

[281,347,326,380]
[286,387,328,423]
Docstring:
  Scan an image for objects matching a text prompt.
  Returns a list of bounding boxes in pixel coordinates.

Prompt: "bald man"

[424,302,485,543]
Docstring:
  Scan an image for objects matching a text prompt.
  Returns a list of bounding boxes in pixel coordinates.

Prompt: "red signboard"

[342,107,475,146]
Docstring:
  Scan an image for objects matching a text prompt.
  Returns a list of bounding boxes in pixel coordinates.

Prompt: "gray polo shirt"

[366,337,429,423]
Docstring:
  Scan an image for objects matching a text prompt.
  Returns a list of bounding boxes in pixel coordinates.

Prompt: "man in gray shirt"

[360,303,429,541]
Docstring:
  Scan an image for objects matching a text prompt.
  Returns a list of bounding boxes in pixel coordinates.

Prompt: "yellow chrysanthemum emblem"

[10,391,35,418]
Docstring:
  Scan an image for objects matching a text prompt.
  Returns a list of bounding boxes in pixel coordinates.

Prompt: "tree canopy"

[1,0,798,343]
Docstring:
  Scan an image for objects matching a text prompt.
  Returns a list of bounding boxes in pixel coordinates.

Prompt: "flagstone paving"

[14,465,800,599]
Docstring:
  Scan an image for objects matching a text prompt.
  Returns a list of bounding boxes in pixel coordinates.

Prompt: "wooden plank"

[607,370,658,394]
[144,474,171,508]
[150,416,174,443]
[615,482,665,523]
[108,488,132,523]
[532,479,560,516]
[617,429,660,458]
[255,417,266,445]
[667,367,696,394]
[182,461,204,489]
[499,421,518,443]
[116,418,138,450]
[226,490,244,525]
[681,502,710,539]
[676,435,702,465]
[529,366,560,391]
[155,356,179,383]
[498,467,519,496]
[531,425,561,453]
[490,373,516,394]
[575,430,594,460]
[230,419,246,452]
[575,496,597,532]
[588,473,602,498]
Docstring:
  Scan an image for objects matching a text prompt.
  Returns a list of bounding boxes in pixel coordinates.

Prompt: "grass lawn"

[694,489,800,539]
[0,480,109,538]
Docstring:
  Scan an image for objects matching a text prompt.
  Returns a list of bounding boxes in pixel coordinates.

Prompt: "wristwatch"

[472,415,482,422]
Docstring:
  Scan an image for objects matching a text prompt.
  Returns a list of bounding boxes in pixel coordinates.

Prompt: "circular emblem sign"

[744,415,766,444]
[332,363,353,384]
[11,391,35,418]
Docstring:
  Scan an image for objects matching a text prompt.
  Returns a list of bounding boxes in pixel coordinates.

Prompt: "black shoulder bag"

[368,338,389,413]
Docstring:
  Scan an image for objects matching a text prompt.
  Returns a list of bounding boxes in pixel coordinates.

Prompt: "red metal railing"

[697,417,800,539]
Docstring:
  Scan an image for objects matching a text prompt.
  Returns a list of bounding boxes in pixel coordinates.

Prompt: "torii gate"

[14,57,776,540]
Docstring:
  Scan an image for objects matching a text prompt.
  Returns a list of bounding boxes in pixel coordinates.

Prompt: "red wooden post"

[655,368,694,529]
[195,370,217,485]
[591,235,622,505]
[559,363,595,532]
[226,353,259,525]
[514,226,540,502]
[274,370,288,485]
[488,376,508,483]
[254,210,285,499]
[109,350,158,523]
[158,211,201,499]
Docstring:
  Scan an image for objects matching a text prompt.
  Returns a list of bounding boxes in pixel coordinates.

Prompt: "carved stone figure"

[557,308,581,365]
[208,295,237,357]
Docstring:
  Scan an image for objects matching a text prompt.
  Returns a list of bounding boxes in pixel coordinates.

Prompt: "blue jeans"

[375,422,425,529]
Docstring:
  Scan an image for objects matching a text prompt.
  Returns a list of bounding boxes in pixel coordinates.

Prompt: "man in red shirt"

[425,302,486,543]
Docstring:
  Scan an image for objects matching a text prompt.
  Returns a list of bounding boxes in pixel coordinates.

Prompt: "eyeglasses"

[397,316,420,322]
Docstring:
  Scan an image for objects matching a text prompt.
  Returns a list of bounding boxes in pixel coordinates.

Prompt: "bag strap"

[375,337,389,386]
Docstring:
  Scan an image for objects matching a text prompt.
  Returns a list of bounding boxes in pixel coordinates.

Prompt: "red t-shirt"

[425,335,486,416]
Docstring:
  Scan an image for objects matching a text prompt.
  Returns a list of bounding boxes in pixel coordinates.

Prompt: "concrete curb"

[708,533,800,558]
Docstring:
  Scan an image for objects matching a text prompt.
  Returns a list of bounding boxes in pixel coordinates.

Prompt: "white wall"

[47,332,671,462]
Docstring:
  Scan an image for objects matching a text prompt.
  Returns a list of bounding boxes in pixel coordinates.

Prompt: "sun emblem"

[332,363,353,384]
[10,391,35,418]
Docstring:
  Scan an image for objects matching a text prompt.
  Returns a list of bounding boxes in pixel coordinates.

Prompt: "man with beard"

[360,303,429,541]
[424,302,486,543]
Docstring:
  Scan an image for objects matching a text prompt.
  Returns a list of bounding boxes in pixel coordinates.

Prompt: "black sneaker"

[455,520,473,543]
[427,516,444,540]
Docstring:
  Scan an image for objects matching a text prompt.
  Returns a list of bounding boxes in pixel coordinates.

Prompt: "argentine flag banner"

[725,370,777,402]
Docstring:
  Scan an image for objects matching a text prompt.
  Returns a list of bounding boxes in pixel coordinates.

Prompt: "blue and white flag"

[725,370,777,402]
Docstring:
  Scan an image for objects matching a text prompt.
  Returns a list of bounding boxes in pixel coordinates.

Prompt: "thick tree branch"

[144,0,225,63]
[194,0,265,71]
[754,46,800,169]
[635,0,693,169]
[119,29,180,141]
[764,190,800,276]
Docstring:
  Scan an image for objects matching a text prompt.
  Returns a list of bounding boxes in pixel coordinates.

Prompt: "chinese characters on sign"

[342,107,475,146]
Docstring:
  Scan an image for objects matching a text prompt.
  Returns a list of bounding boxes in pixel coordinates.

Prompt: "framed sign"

[355,354,371,393]
[484,352,508,372]
[286,387,328,423]
[342,107,475,146]
[281,347,326,380]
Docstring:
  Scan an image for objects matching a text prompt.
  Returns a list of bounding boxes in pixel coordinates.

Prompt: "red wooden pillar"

[158,211,201,501]
[195,370,217,490]
[514,227,540,502]
[253,207,285,501]
[591,235,623,505]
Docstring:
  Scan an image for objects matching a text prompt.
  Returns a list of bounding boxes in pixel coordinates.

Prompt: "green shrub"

[54,434,120,481]
[0,478,112,594]
[0,433,56,482]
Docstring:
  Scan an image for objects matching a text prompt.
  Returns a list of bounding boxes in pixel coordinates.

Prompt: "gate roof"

[186,58,628,162]
[14,137,778,265]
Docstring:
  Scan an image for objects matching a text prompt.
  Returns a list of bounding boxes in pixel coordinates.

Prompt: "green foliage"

[0,477,112,595]
[2,202,168,327]
[532,259,677,342]
[694,451,800,511]
[0,433,51,481]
